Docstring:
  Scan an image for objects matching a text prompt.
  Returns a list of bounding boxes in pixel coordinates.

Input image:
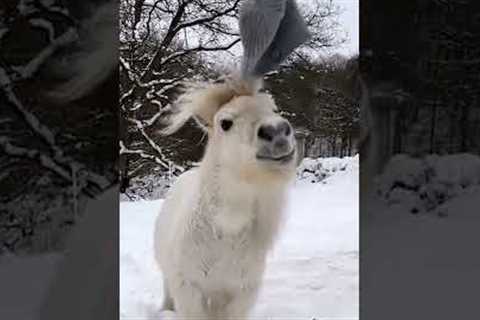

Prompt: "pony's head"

[163,77,297,184]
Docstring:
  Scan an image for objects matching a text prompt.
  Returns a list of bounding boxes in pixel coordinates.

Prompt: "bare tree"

[119,0,343,191]
[0,0,116,253]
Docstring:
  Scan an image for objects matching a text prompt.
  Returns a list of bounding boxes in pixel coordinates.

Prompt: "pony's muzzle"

[256,120,296,163]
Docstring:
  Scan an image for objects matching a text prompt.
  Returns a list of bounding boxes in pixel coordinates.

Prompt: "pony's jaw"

[219,148,296,187]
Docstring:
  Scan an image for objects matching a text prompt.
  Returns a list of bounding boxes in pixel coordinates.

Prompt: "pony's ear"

[161,81,237,135]
[160,83,230,135]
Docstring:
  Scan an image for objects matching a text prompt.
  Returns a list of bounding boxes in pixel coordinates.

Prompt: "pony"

[154,77,297,318]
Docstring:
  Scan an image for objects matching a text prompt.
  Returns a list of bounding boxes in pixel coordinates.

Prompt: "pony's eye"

[220,119,233,131]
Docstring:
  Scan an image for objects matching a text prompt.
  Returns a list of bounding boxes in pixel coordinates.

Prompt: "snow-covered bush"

[124,156,358,201]
[297,158,329,183]
[121,162,199,201]
[297,155,356,183]
[120,174,175,202]
[376,153,480,216]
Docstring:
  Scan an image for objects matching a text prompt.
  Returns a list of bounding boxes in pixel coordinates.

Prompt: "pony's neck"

[199,147,256,204]
[197,145,265,234]
[197,143,289,244]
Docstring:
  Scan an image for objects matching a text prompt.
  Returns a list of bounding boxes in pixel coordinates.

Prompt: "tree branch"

[160,38,240,67]
[174,0,240,31]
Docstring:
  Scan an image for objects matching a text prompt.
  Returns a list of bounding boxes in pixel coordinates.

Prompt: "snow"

[363,156,480,320]
[0,254,61,320]
[375,153,480,216]
[3,153,478,319]
[119,173,173,202]
[0,156,358,319]
[120,156,359,319]
[297,155,356,183]
[29,18,55,42]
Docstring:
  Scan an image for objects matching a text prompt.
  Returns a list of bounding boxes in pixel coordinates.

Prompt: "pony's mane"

[162,76,263,135]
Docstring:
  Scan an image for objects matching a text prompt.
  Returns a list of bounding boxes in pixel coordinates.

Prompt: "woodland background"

[118,0,360,199]
[0,0,359,253]
[3,0,478,254]
[362,0,480,168]
[0,0,116,254]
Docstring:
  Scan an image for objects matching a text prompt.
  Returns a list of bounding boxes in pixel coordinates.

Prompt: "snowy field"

[120,156,359,319]
[363,153,480,320]
[0,253,60,319]
[0,156,359,319]
[2,153,478,319]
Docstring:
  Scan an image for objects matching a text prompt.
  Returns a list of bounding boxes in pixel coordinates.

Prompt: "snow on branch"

[0,135,110,193]
[119,140,185,174]
[120,56,138,84]
[119,140,167,167]
[13,28,78,80]
[127,116,183,173]
[0,67,57,148]
[120,88,135,108]
[0,66,110,192]
[137,76,185,89]
[174,0,241,31]
[142,104,172,127]
[29,18,56,42]
[159,38,241,67]
[0,137,71,181]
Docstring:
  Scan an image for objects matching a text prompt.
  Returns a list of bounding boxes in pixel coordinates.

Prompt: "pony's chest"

[190,225,264,287]
[177,192,280,283]
[211,205,255,235]
[184,208,263,269]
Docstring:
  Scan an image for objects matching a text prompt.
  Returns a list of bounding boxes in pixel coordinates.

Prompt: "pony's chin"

[237,158,295,185]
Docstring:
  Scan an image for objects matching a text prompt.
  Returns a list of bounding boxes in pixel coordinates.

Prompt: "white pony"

[154,78,297,318]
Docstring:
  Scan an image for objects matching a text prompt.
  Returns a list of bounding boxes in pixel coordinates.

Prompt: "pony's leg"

[219,290,257,320]
[161,280,175,311]
[173,281,210,318]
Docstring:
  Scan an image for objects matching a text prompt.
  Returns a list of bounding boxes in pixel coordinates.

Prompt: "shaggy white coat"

[154,80,296,319]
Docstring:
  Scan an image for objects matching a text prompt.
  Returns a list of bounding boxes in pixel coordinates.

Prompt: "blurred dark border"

[360,1,480,319]
[0,1,118,319]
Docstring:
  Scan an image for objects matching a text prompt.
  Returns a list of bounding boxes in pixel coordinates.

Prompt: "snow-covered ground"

[363,153,480,320]
[120,156,359,319]
[0,253,61,319]
[2,153,477,319]
[0,156,359,319]
[375,153,480,216]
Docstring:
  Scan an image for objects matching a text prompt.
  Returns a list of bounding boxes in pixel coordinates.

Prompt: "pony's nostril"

[274,138,288,150]
[258,122,292,141]
[258,125,275,142]
[280,121,292,136]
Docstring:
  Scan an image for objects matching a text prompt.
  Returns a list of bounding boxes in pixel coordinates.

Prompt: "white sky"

[181,0,359,65]
[335,0,359,56]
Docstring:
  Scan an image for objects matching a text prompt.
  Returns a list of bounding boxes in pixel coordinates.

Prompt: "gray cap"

[240,0,311,78]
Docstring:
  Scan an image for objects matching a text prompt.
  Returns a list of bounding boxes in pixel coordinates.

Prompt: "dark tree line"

[265,55,360,158]
[361,0,480,165]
